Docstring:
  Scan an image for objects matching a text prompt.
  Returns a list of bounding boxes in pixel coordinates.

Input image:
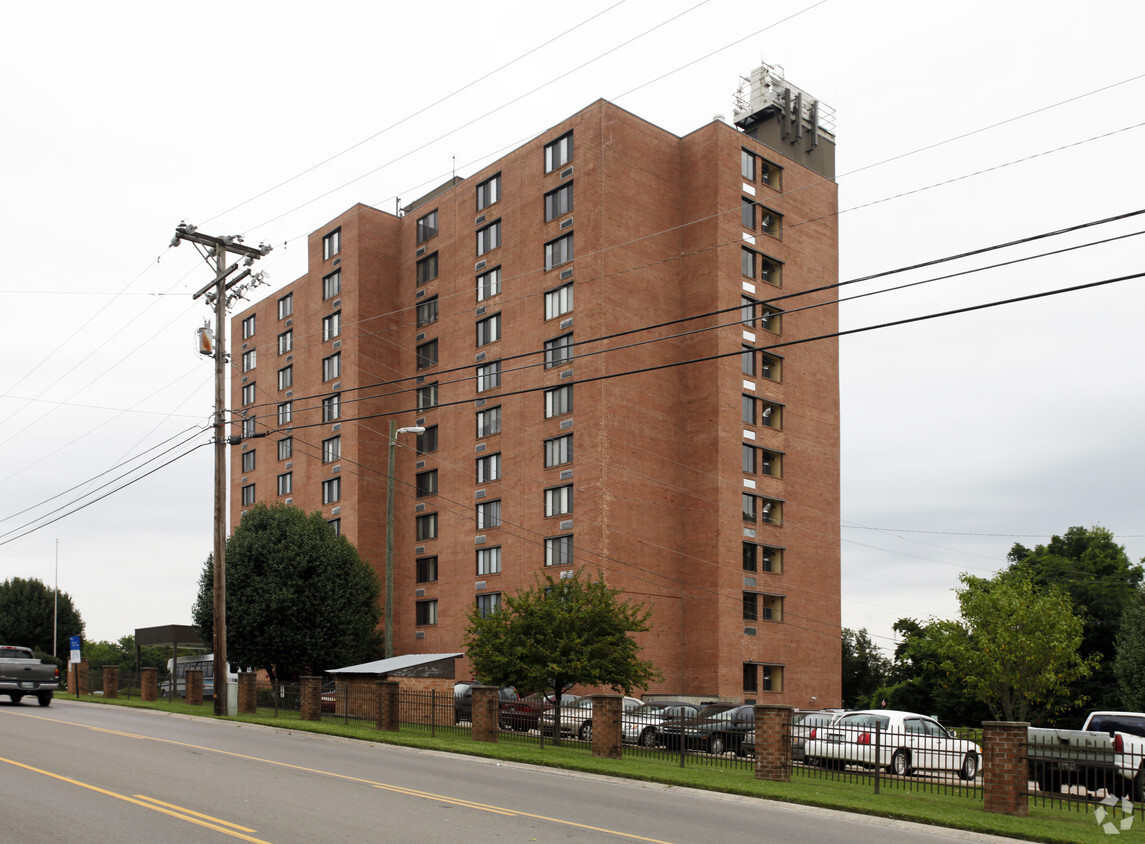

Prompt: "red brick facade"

[983,721,1029,816]
[230,99,841,704]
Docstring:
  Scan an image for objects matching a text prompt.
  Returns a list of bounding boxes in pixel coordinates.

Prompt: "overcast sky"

[2,1,1142,657]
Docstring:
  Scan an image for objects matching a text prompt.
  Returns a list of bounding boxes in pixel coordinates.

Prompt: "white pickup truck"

[0,645,60,706]
[1028,711,1145,800]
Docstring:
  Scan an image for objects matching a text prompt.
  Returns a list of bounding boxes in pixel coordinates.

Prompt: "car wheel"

[579,722,592,742]
[959,752,978,781]
[709,735,726,756]
[639,728,658,748]
[9,694,23,705]
[37,693,51,707]
[891,749,911,777]
[1133,764,1145,803]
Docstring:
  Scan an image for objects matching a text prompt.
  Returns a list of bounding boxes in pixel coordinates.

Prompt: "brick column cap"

[983,721,1030,728]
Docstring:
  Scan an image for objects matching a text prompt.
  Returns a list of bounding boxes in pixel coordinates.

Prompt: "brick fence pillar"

[300,676,322,721]
[754,704,794,782]
[69,659,90,697]
[102,665,119,699]
[140,666,157,701]
[238,672,257,714]
[591,695,623,759]
[376,680,400,731]
[471,685,499,743]
[983,721,1029,816]
[186,669,204,705]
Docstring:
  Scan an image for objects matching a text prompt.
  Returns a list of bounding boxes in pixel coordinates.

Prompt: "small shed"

[326,653,462,721]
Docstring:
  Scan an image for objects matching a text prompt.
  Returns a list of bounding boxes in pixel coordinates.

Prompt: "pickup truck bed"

[1029,712,1145,800]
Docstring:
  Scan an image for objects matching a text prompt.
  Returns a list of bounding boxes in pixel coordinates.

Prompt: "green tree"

[0,576,85,657]
[192,503,382,681]
[841,627,891,708]
[1113,594,1145,710]
[1007,526,1144,711]
[939,570,1096,723]
[464,568,661,742]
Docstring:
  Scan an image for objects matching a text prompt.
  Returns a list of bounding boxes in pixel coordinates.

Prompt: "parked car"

[621,701,700,747]
[659,704,757,755]
[791,710,839,762]
[538,695,643,740]
[1028,710,1145,798]
[499,693,581,732]
[453,682,519,723]
[803,709,981,780]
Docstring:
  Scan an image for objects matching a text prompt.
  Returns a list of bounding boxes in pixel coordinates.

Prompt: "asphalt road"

[0,698,1020,843]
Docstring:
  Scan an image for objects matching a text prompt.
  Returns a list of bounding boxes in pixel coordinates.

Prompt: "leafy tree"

[1007,526,1144,711]
[841,627,891,708]
[192,503,382,681]
[939,570,1096,723]
[1113,594,1145,710]
[0,576,85,657]
[464,568,661,743]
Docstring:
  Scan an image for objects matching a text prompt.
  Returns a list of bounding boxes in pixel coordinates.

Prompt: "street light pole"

[385,422,424,659]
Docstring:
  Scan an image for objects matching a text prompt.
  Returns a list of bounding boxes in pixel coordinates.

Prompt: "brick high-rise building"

[230,65,841,704]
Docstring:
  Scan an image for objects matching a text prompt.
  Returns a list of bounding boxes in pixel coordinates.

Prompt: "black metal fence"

[1027,729,1144,819]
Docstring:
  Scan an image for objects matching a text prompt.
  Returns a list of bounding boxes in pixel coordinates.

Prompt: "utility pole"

[172,223,271,715]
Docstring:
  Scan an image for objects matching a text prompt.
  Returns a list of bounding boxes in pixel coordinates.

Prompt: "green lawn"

[66,694,1125,843]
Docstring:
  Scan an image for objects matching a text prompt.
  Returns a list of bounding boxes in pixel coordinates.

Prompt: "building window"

[277,401,292,426]
[476,453,501,484]
[544,182,573,221]
[242,315,256,339]
[278,366,293,390]
[242,383,256,405]
[544,333,573,369]
[742,395,757,426]
[416,339,438,370]
[322,435,341,464]
[760,207,782,238]
[416,425,438,454]
[417,252,439,285]
[416,556,438,584]
[545,535,573,567]
[322,477,341,505]
[415,599,438,626]
[544,484,572,517]
[416,512,438,540]
[278,293,293,319]
[241,450,256,473]
[242,416,257,438]
[278,437,292,460]
[761,401,781,429]
[241,484,256,506]
[476,361,501,392]
[762,595,783,621]
[741,247,757,280]
[544,385,572,418]
[762,665,783,692]
[476,174,501,211]
[476,546,501,576]
[323,352,341,381]
[760,353,781,381]
[760,306,782,334]
[544,434,572,467]
[743,663,758,692]
[741,198,756,230]
[476,499,501,530]
[743,592,759,622]
[476,406,501,438]
[476,220,501,256]
[742,493,756,523]
[417,297,438,328]
[741,295,762,328]
[417,383,438,409]
[323,270,341,300]
[544,283,573,320]
[742,346,756,377]
[760,257,781,287]
[322,393,341,422]
[743,543,782,574]
[544,233,573,270]
[476,593,501,618]
[476,313,501,347]
[476,266,501,302]
[416,469,438,498]
[743,443,758,474]
[328,519,341,536]
[323,311,341,342]
[323,228,341,260]
[277,472,293,496]
[416,209,438,244]
[743,494,782,524]
[241,349,257,372]
[741,149,756,182]
[742,445,780,477]
[278,330,293,355]
[544,131,573,173]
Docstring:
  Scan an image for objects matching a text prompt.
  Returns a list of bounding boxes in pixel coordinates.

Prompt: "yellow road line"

[0,755,268,843]
[133,795,258,831]
[2,709,674,843]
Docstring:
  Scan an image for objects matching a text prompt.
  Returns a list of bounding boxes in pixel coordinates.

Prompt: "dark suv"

[453,682,519,723]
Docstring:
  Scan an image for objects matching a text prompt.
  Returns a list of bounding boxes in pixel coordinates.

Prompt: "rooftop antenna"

[452,154,456,179]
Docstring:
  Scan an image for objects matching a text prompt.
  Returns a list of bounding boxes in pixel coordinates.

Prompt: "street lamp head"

[396,426,426,435]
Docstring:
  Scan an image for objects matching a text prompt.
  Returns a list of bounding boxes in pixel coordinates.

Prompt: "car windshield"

[837,713,890,730]
[695,704,732,718]
[1090,715,1145,739]
[631,703,666,716]
[568,698,593,709]
[709,707,745,722]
